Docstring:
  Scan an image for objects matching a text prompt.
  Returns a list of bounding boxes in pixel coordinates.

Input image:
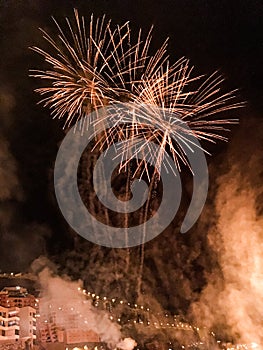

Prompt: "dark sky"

[0,0,262,271]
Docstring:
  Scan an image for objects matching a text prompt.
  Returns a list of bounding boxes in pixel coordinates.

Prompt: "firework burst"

[112,65,243,176]
[31,9,243,175]
[30,9,168,128]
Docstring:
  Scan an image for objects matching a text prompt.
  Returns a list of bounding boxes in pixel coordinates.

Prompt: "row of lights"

[77,288,208,333]
[76,287,195,328]
[77,287,151,312]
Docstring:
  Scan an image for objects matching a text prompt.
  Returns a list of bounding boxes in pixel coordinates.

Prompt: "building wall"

[0,304,37,346]
[38,324,100,344]
[65,329,100,344]
[19,306,37,340]
[0,306,20,341]
[38,323,58,343]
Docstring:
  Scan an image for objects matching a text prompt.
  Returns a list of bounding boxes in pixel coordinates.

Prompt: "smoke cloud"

[36,264,136,350]
[190,117,263,346]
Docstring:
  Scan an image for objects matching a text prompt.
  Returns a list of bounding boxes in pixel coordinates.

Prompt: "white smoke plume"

[117,338,137,350]
[37,266,136,350]
[190,117,263,347]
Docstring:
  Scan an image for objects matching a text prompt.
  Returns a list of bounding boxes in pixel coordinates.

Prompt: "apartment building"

[0,287,37,348]
[0,306,20,342]
[0,287,37,309]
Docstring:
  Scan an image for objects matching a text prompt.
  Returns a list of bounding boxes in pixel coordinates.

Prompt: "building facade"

[0,306,20,342]
[0,287,37,309]
[0,287,37,348]
[19,306,37,340]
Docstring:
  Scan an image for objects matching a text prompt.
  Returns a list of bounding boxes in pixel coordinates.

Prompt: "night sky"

[0,0,262,269]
